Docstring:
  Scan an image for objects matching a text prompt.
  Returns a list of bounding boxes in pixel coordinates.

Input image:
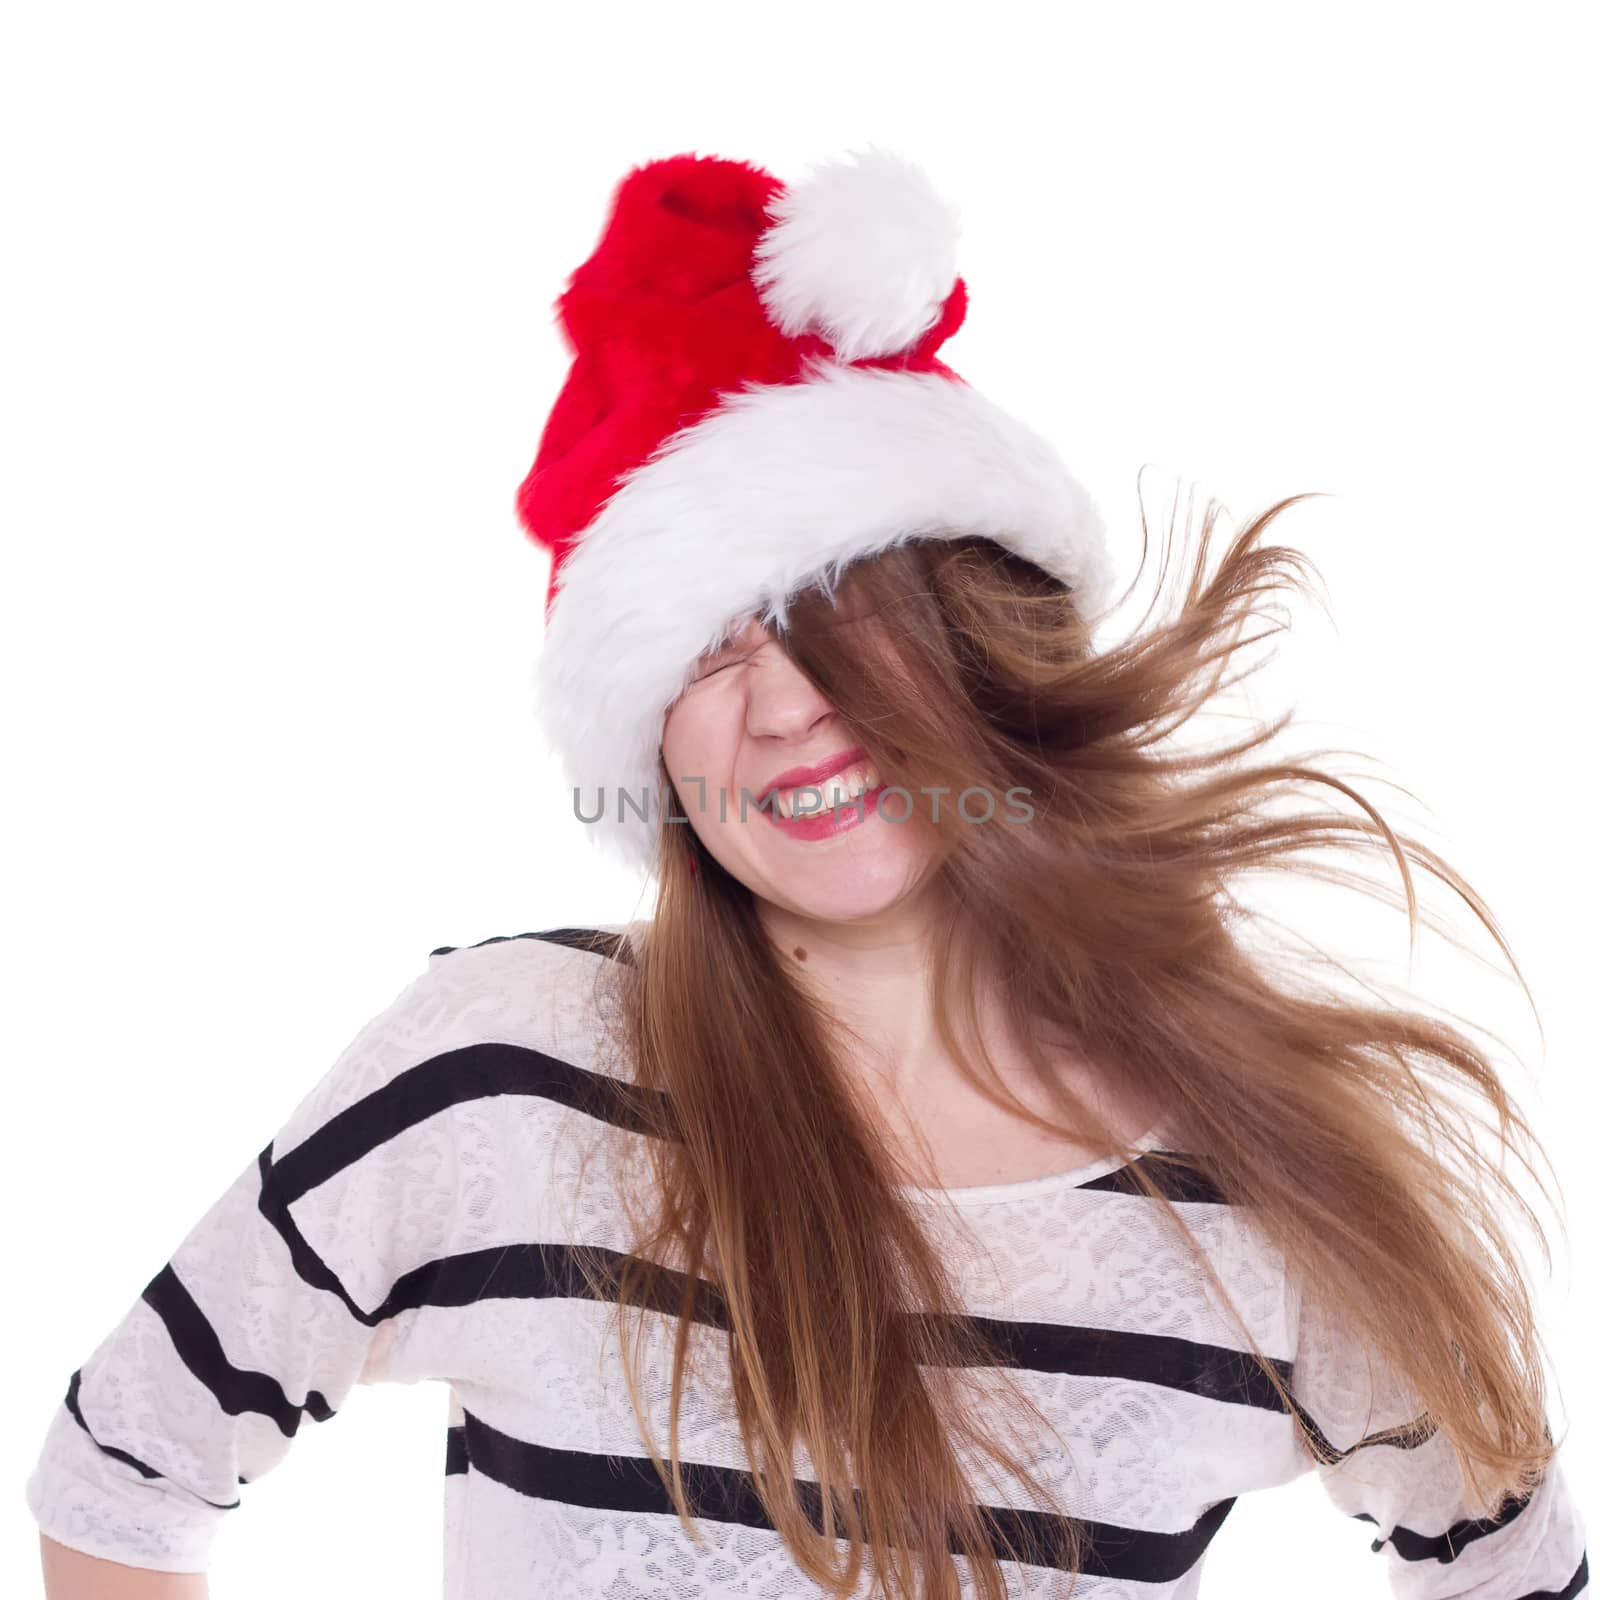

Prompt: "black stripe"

[256,1142,383,1327]
[1302,1417,1588,1591]
[1368,1528,1589,1599]
[976,1311,1291,1406]
[443,1387,1589,1600]
[1091,1158,1225,1204]
[66,1370,162,1483]
[429,926,634,964]
[65,1367,243,1511]
[266,1031,1223,1218]
[269,1040,666,1210]
[1528,1550,1589,1600]
[140,1261,336,1434]
[1288,1352,1570,1496]
[455,1403,1237,1585]
[1286,1400,1440,1480]
[1374,1477,1534,1563]
[374,1237,1291,1414]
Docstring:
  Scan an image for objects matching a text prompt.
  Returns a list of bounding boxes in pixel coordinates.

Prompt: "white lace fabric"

[24,930,1589,1597]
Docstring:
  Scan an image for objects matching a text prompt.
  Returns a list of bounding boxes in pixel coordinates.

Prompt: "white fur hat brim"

[534,357,1114,880]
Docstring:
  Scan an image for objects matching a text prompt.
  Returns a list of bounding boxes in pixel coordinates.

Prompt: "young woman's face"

[660,612,942,921]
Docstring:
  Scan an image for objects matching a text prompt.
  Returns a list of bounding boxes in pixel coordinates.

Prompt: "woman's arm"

[1285,1274,1588,1597]
[24,952,469,1576]
[40,1533,209,1598]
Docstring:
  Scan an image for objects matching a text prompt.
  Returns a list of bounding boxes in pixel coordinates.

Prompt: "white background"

[4,3,1594,1595]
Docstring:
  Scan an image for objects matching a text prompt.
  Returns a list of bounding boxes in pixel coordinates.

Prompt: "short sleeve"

[22,956,467,1574]
[1286,1274,1590,1598]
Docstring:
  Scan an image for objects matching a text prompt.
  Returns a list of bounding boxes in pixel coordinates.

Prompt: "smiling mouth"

[768,760,882,819]
[758,744,871,809]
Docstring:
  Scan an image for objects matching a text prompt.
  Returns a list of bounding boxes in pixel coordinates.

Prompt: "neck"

[752,882,1156,1154]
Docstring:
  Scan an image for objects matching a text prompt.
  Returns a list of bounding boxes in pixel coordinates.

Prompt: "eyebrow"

[708,622,768,659]
[693,639,747,676]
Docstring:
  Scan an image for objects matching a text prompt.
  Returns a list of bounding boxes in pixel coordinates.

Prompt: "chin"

[759,834,937,921]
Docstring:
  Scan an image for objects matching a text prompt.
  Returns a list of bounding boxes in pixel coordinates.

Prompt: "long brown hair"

[559,486,1569,1599]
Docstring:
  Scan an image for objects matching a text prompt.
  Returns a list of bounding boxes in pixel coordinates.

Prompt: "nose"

[743,639,840,746]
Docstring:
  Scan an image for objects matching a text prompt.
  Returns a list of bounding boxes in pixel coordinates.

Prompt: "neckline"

[893,1123,1168,1208]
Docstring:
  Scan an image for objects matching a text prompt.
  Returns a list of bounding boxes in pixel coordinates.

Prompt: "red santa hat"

[516,144,1115,879]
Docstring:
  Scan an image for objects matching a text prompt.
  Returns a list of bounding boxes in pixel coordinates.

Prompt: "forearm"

[40,1535,209,1599]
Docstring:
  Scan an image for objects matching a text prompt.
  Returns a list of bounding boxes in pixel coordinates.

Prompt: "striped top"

[24,927,1589,1597]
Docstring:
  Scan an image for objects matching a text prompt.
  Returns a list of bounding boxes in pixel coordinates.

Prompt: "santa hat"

[516,144,1115,880]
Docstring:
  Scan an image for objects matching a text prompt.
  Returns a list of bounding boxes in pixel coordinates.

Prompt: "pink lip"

[757,745,870,809]
[762,783,888,842]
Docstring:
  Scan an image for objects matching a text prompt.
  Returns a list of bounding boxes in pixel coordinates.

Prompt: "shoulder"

[273,922,641,1164]
[425,922,639,968]
[423,923,639,1050]
[256,922,644,1292]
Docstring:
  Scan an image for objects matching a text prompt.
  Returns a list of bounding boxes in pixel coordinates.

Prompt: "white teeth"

[774,763,880,818]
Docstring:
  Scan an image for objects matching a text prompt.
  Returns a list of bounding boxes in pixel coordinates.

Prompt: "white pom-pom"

[751,144,962,363]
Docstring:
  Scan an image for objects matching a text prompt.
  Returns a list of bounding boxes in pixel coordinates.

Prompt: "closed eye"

[693,619,776,682]
[695,651,755,681]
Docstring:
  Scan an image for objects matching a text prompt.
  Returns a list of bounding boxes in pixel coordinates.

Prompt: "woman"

[29,148,1588,1599]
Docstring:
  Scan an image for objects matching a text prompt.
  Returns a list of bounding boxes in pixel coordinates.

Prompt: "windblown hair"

[558,486,1569,1600]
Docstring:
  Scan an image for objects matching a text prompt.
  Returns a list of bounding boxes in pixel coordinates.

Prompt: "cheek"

[660,697,740,792]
